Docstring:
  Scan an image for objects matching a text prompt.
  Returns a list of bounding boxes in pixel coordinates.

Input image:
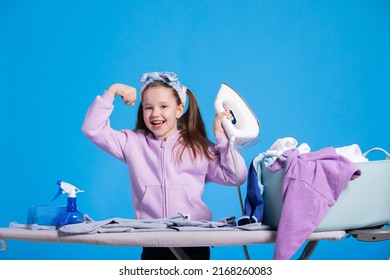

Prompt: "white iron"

[214,83,260,260]
[214,83,260,151]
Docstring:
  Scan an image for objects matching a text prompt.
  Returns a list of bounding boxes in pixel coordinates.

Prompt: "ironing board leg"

[298,241,319,260]
[169,247,191,260]
[0,239,6,251]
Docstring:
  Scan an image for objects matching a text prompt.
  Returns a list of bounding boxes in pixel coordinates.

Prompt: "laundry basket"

[262,148,390,232]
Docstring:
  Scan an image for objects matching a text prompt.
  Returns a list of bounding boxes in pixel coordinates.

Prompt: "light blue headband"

[140,71,187,105]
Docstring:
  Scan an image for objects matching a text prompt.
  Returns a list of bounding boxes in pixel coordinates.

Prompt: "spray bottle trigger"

[51,188,64,201]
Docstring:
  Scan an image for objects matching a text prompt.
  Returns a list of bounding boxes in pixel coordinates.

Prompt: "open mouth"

[151,120,165,128]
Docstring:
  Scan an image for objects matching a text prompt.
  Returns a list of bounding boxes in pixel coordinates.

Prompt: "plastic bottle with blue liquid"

[52,180,85,226]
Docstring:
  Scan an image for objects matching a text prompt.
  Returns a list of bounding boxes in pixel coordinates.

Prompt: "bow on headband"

[140,72,187,105]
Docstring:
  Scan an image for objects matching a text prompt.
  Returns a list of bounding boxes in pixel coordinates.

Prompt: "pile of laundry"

[241,137,364,259]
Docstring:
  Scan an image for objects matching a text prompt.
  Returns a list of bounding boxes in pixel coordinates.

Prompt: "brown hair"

[136,81,213,161]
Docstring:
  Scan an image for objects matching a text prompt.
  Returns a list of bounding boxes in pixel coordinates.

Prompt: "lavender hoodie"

[268,148,361,259]
[82,93,247,221]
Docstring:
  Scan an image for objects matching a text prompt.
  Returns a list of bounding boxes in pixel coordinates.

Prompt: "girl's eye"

[144,106,152,110]
[161,105,168,109]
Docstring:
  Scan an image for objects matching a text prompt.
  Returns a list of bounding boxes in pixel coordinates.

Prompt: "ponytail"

[177,88,213,161]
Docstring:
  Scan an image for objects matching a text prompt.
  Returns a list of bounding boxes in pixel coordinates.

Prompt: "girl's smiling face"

[142,86,184,139]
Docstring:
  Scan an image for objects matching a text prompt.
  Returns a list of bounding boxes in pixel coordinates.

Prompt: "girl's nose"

[151,108,160,117]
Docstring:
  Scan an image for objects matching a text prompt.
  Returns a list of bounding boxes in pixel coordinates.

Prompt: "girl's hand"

[213,109,234,137]
[106,83,137,106]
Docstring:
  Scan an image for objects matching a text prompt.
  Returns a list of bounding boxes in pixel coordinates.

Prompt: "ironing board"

[0,227,346,259]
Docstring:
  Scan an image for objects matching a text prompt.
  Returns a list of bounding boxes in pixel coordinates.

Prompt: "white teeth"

[152,121,164,125]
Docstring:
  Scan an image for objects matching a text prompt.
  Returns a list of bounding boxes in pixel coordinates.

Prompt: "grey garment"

[9,222,56,231]
[236,223,271,231]
[174,222,271,232]
[58,214,236,235]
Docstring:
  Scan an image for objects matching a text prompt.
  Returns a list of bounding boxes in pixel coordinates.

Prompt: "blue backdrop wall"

[1,0,389,260]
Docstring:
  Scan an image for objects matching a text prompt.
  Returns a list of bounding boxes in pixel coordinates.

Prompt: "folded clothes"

[58,214,240,235]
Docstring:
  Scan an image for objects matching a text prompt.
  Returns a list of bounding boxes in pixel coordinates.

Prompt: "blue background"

[1,0,389,260]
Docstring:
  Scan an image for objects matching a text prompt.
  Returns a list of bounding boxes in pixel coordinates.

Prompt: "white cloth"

[335,144,368,163]
[266,137,310,155]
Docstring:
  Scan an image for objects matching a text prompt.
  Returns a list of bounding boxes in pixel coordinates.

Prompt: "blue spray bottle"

[52,180,85,226]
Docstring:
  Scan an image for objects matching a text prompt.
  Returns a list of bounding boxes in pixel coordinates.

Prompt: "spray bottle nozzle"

[51,180,85,226]
[51,180,84,201]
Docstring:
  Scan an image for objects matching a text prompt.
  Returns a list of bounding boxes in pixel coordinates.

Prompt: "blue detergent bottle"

[52,180,85,226]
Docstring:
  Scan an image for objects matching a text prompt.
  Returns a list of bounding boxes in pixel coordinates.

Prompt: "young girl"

[82,71,247,259]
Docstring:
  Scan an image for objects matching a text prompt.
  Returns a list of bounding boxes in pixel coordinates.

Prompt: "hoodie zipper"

[160,139,167,217]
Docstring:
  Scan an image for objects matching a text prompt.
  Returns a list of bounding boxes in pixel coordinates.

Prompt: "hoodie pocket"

[167,184,208,216]
[138,184,163,219]
[138,184,209,219]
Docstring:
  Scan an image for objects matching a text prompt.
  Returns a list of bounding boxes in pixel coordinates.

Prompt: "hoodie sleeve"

[81,93,129,163]
[206,133,248,186]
